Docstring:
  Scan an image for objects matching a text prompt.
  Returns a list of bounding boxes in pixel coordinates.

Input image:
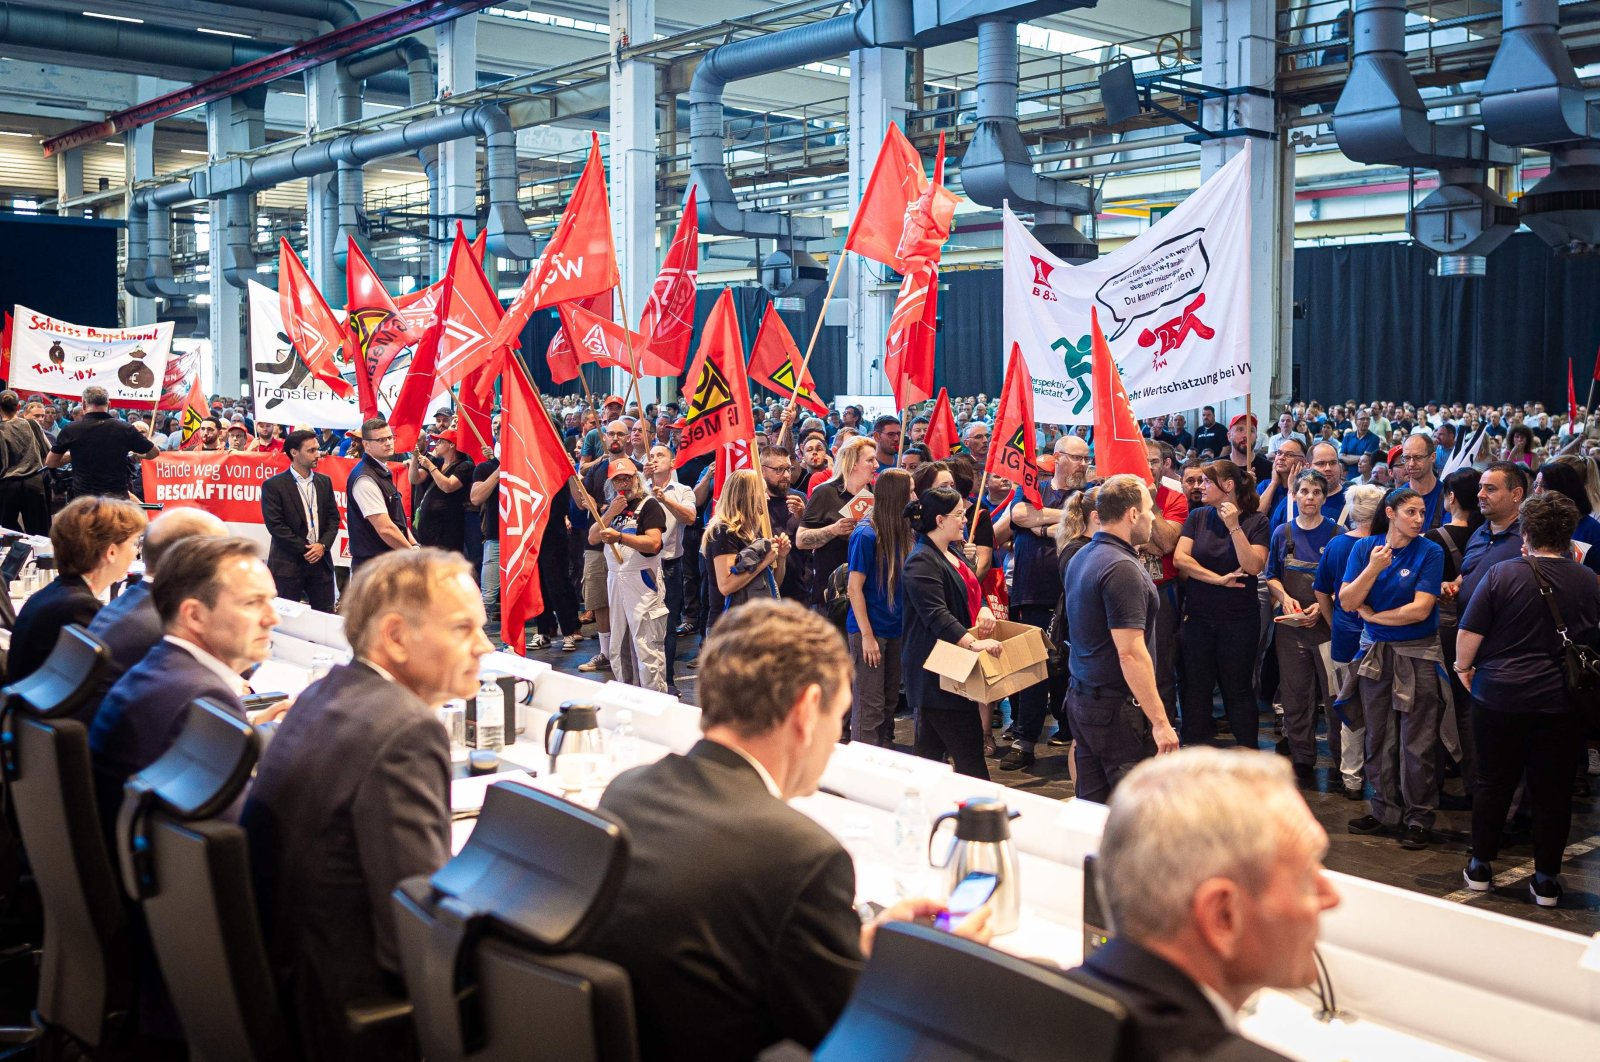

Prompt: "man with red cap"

[579,394,629,474]
[590,456,669,691]
[1228,412,1272,487]
[409,427,475,555]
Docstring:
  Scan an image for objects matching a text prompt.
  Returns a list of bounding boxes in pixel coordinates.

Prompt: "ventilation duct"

[959,17,1096,261]
[130,102,536,295]
[1480,0,1600,253]
[1333,0,1516,276]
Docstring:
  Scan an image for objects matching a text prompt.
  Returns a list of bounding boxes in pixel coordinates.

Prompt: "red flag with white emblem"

[486,132,619,357]
[894,132,958,270]
[987,344,1043,507]
[345,237,423,421]
[1089,308,1153,484]
[559,300,648,372]
[844,124,926,270]
[499,364,577,654]
[433,225,506,392]
[635,191,699,377]
[883,262,938,409]
[277,237,352,399]
[675,291,755,486]
[547,290,612,385]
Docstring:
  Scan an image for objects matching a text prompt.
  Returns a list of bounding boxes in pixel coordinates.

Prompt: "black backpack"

[821,562,851,634]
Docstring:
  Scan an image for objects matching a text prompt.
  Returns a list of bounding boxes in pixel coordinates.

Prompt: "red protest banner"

[142,451,412,567]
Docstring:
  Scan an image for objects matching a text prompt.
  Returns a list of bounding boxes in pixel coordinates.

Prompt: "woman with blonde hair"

[797,434,877,608]
[845,468,914,745]
[702,468,790,630]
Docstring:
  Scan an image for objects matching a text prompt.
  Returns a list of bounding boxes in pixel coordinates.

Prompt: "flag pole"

[790,252,847,405]
[504,348,623,563]
[613,285,650,425]
[967,468,988,545]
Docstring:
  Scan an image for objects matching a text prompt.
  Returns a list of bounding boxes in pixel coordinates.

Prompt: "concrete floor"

[530,623,1600,936]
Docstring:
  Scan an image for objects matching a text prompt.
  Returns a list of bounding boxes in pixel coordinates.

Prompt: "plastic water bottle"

[611,709,640,772]
[309,652,334,681]
[473,678,505,751]
[892,786,929,899]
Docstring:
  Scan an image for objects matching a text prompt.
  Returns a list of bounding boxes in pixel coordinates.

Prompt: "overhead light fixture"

[196,26,251,38]
[104,141,123,148]
[180,148,209,156]
[380,168,414,175]
[83,11,145,23]
[0,130,35,138]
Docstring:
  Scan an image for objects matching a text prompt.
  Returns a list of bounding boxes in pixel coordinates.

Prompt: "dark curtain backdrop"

[0,213,120,329]
[502,232,1600,410]
[1293,232,1600,408]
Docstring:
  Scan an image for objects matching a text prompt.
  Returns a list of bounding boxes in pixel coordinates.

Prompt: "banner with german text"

[1002,143,1252,424]
[142,450,412,568]
[9,305,173,405]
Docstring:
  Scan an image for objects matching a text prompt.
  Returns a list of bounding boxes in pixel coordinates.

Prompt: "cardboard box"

[924,620,1050,702]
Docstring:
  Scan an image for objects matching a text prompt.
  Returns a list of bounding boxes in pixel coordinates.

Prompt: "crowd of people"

[8,376,1598,1058]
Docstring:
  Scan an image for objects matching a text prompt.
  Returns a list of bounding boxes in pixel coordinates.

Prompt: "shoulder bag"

[1526,556,1600,727]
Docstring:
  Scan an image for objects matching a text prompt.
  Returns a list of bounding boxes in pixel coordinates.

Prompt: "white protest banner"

[250,280,452,432]
[9,305,173,405]
[834,394,900,422]
[1003,143,1253,424]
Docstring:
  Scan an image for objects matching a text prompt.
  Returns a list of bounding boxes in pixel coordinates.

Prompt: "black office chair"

[0,625,125,1052]
[813,922,1128,1062]
[392,781,638,1062]
[115,698,291,1062]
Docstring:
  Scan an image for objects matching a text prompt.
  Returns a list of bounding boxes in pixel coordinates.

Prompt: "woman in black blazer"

[901,486,1004,779]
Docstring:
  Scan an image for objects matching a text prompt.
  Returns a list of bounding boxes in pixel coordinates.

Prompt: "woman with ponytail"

[846,468,914,746]
[901,485,1004,779]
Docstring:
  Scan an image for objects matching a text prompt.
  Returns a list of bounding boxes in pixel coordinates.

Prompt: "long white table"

[262,604,1600,1062]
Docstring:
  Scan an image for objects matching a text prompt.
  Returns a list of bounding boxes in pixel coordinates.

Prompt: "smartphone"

[242,691,289,713]
[935,871,999,931]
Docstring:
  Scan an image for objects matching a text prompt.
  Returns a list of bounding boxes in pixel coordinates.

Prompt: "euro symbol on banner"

[688,358,733,419]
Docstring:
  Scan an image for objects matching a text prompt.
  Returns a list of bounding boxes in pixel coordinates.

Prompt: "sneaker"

[1342,783,1366,801]
[1588,748,1600,776]
[561,634,582,652]
[578,654,611,673]
[1462,859,1492,893]
[675,620,699,636]
[1397,824,1430,850]
[1530,876,1563,908]
[998,747,1036,772]
[1047,729,1071,747]
[1347,814,1389,835]
[527,634,550,650]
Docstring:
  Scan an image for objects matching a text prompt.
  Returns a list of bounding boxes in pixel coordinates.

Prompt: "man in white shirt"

[646,444,697,694]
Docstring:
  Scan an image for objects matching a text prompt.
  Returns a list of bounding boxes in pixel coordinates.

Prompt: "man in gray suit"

[243,549,493,1061]
[586,600,991,1061]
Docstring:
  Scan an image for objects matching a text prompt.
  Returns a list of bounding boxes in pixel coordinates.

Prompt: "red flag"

[346,238,424,421]
[635,191,699,377]
[883,262,938,408]
[1570,358,1580,428]
[488,132,620,357]
[179,370,208,449]
[713,438,755,497]
[675,290,755,474]
[458,364,496,463]
[844,124,927,269]
[559,300,648,372]
[925,387,958,460]
[547,290,612,385]
[434,225,506,392]
[986,344,1043,507]
[895,132,959,270]
[393,230,486,330]
[748,303,826,416]
[1,311,11,383]
[498,364,578,655]
[277,237,352,398]
[1089,308,1153,484]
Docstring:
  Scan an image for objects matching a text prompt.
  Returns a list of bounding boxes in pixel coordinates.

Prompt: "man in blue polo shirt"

[1455,462,1530,613]
[1063,475,1179,803]
[1399,433,1446,532]
[1339,410,1380,470]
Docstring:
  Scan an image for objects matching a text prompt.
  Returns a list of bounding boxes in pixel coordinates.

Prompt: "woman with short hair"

[9,495,146,684]
[1456,492,1600,906]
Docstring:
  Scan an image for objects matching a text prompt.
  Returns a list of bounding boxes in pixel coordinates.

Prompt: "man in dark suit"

[243,549,492,1061]
[87,507,227,684]
[89,536,281,823]
[261,428,340,612]
[585,600,990,1062]
[1069,749,1341,1062]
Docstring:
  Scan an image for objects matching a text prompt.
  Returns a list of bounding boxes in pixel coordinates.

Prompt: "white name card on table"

[818,741,954,811]
[271,600,349,650]
[482,651,551,684]
[597,680,701,752]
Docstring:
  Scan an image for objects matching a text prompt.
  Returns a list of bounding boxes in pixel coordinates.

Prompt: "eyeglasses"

[367,434,395,444]
[761,464,791,474]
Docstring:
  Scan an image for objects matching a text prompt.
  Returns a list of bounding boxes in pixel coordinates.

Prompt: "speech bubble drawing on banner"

[1094,228,1210,342]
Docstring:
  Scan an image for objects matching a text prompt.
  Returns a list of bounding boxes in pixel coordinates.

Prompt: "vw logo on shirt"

[1399,568,1411,577]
